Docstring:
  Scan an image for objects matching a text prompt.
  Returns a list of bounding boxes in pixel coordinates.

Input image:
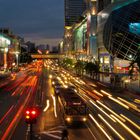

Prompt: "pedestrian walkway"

[82,75,140,96]
[34,125,68,140]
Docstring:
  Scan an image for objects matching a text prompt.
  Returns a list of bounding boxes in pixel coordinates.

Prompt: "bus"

[58,88,87,124]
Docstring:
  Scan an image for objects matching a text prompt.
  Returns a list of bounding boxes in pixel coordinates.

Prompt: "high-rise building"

[97,0,121,13]
[64,0,87,26]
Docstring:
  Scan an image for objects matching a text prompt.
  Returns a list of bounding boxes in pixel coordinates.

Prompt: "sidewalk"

[82,75,140,96]
[59,68,140,95]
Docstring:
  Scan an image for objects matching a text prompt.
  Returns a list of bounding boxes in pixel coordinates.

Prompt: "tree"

[85,61,100,79]
[85,62,95,77]
[94,61,100,80]
[74,60,85,76]
[62,58,74,69]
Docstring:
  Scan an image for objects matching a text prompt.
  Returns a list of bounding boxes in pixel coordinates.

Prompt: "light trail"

[93,90,104,97]
[98,114,125,140]
[86,90,100,100]
[11,77,31,96]
[11,73,16,80]
[90,100,116,122]
[43,100,50,112]
[96,100,126,122]
[5,78,24,91]
[1,76,38,140]
[111,115,140,140]
[97,82,108,87]
[134,99,140,104]
[108,96,129,109]
[11,77,30,96]
[19,89,26,96]
[117,97,140,112]
[41,131,61,139]
[0,105,14,124]
[120,114,140,130]
[1,94,30,140]
[52,95,57,118]
[89,114,112,140]
[89,83,97,87]
[100,90,112,97]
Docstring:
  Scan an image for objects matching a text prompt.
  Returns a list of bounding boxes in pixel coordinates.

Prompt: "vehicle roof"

[59,88,85,104]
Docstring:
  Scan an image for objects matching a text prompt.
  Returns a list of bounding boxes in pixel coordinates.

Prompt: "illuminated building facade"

[64,0,87,55]
[0,28,21,70]
[73,20,87,60]
[0,34,11,70]
[97,0,140,72]
[65,0,87,26]
[64,0,140,73]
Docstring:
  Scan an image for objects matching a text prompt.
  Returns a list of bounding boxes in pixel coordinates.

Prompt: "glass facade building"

[73,21,87,58]
[0,34,11,69]
[65,0,87,26]
[98,0,140,62]
[97,0,140,71]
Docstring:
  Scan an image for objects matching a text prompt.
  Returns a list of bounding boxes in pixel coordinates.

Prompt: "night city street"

[0,60,140,140]
[0,0,140,140]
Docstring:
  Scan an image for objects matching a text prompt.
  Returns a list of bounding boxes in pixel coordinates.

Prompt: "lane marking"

[43,99,50,112]
[89,114,112,140]
[41,131,61,139]
[0,105,14,124]
[52,95,57,118]
[86,123,97,140]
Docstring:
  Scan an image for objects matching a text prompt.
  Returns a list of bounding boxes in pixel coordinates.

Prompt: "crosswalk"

[34,125,68,140]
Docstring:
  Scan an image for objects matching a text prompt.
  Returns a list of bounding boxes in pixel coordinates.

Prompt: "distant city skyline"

[0,0,64,46]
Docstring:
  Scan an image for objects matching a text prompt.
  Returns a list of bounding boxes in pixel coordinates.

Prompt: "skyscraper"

[64,0,87,26]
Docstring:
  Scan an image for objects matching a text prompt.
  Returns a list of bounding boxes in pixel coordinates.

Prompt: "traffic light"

[24,107,39,124]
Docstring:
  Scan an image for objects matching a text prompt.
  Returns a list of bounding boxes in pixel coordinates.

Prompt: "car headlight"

[66,117,71,122]
[83,117,87,122]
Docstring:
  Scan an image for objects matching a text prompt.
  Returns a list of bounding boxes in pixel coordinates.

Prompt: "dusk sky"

[0,0,64,46]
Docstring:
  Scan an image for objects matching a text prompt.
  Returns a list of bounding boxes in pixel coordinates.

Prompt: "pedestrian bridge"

[31,54,65,59]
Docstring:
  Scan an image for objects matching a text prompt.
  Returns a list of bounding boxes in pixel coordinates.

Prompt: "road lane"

[34,67,96,140]
[0,68,39,139]
[1,62,140,140]
[58,67,140,140]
